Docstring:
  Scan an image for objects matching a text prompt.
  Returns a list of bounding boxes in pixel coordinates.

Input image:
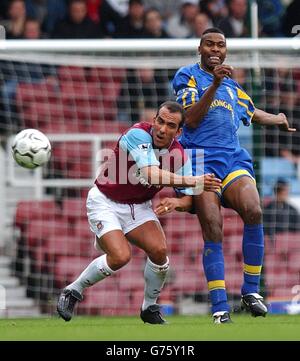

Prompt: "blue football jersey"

[173,63,255,149]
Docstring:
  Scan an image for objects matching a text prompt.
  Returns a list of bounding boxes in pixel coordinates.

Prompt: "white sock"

[142,257,169,311]
[67,254,114,295]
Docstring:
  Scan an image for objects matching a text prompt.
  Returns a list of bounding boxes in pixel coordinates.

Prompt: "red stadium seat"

[168,255,204,293]
[85,120,129,134]
[79,288,132,315]
[57,66,86,82]
[265,272,299,289]
[170,270,205,293]
[287,252,300,272]
[223,209,244,237]
[15,200,60,231]
[26,219,73,247]
[74,219,93,239]
[54,255,91,288]
[264,253,289,274]
[118,260,145,291]
[51,142,93,178]
[273,232,300,252]
[66,162,92,179]
[270,287,295,299]
[87,67,125,84]
[43,235,92,258]
[16,81,60,104]
[53,142,92,159]
[82,289,127,308]
[223,234,242,256]
[129,290,145,309]
[62,198,87,221]
[224,271,243,294]
[16,81,62,130]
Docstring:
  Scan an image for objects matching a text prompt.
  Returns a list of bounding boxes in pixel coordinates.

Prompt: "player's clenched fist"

[213,65,233,85]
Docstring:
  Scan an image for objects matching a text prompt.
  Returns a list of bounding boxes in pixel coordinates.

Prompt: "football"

[12,129,51,169]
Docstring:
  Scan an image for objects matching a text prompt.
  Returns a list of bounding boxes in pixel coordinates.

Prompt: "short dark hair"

[68,0,86,7]
[274,178,289,194]
[129,0,143,6]
[156,101,185,128]
[200,27,225,44]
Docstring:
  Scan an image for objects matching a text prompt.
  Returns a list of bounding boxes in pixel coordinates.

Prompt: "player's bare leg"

[194,191,232,323]
[127,221,169,324]
[223,176,268,317]
[57,230,131,321]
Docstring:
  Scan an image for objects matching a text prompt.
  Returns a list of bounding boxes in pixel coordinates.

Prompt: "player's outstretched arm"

[185,64,233,128]
[154,173,222,215]
[252,108,296,132]
[141,166,221,189]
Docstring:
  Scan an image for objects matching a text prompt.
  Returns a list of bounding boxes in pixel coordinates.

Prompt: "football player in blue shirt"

[172,27,296,323]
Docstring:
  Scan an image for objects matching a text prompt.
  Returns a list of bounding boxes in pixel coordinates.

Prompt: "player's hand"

[203,173,222,192]
[213,65,233,86]
[277,113,296,132]
[154,197,180,216]
[193,173,222,194]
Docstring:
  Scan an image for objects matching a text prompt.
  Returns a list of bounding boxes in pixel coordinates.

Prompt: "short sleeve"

[119,128,160,169]
[173,67,200,109]
[236,85,255,126]
[174,153,194,196]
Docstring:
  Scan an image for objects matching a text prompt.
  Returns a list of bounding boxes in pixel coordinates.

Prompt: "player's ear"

[176,127,182,137]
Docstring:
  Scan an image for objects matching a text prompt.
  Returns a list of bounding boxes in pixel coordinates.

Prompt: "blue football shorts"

[190,146,256,200]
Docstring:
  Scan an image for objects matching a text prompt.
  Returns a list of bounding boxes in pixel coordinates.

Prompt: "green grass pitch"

[1,314,300,341]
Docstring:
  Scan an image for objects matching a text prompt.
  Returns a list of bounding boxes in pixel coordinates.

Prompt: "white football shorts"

[86,186,159,249]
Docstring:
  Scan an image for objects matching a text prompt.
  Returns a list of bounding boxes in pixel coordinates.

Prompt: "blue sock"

[202,242,230,314]
[242,224,264,295]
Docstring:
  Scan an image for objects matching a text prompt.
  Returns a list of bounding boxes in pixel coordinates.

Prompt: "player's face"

[152,107,182,149]
[198,33,227,71]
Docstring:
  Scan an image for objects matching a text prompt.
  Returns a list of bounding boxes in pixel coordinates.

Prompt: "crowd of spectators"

[0,0,298,41]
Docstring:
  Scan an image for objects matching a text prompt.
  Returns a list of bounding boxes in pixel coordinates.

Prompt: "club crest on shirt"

[226,86,234,100]
[138,143,151,152]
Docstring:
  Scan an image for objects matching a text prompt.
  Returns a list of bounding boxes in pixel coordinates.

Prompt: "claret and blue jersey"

[95,122,194,204]
[173,63,256,196]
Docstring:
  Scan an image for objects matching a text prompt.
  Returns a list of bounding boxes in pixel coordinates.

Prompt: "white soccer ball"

[12,129,51,169]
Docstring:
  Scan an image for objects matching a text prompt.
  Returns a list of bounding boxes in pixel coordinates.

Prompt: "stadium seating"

[80,289,133,316]
[263,253,289,274]
[222,209,244,237]
[54,255,95,289]
[265,272,299,289]
[118,258,146,291]
[287,252,300,272]
[26,219,72,248]
[16,65,127,134]
[62,198,87,222]
[171,270,205,293]
[15,200,60,232]
[14,193,300,314]
[51,142,93,179]
[44,235,91,258]
[272,232,300,253]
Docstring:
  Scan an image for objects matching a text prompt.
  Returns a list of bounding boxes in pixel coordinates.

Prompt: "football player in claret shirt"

[57,101,221,324]
[172,27,295,323]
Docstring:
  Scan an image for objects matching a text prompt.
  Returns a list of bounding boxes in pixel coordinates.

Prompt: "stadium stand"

[1,35,300,318]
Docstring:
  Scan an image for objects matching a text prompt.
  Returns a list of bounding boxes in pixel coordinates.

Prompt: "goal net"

[0,38,300,317]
